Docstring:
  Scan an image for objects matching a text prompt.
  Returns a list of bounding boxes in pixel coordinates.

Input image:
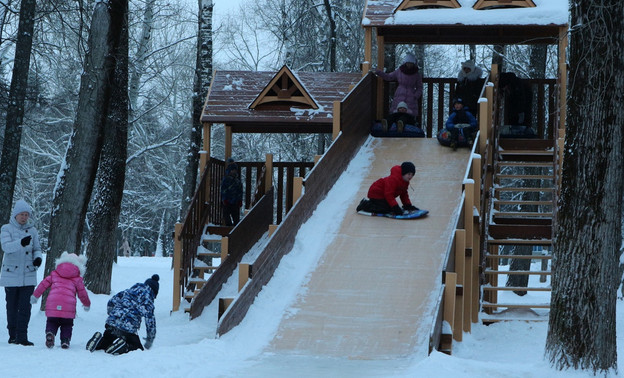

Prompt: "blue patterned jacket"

[106,283,156,341]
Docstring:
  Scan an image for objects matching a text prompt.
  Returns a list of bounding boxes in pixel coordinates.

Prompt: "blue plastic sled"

[357,209,429,219]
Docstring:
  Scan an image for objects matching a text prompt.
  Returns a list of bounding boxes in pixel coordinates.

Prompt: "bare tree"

[46,0,128,273]
[180,0,213,219]
[545,1,623,373]
[0,0,37,237]
[84,0,129,294]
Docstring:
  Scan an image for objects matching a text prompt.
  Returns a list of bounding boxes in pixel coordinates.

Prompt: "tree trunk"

[84,0,129,295]
[545,1,623,373]
[46,0,127,274]
[179,0,213,219]
[128,0,155,113]
[323,0,336,72]
[0,0,36,240]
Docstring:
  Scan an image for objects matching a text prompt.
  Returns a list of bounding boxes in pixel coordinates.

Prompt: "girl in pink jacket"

[31,252,90,349]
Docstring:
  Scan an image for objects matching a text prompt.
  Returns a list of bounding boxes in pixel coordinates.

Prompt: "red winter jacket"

[33,262,90,319]
[367,165,413,208]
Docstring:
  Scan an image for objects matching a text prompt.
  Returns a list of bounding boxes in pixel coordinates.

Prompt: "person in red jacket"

[356,162,419,215]
[30,252,91,349]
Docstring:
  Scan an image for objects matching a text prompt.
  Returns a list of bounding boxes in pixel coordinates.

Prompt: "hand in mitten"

[391,205,404,216]
[33,257,42,267]
[83,306,90,312]
[143,337,154,350]
[403,204,419,212]
[21,235,32,247]
[30,295,38,304]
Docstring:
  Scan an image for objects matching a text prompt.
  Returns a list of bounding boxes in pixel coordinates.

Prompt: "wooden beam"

[220,236,229,261]
[332,101,341,140]
[558,26,568,133]
[225,124,232,161]
[264,153,273,193]
[376,34,385,120]
[443,272,457,348]
[238,263,250,292]
[363,28,372,76]
[473,0,536,9]
[293,177,303,204]
[172,223,183,312]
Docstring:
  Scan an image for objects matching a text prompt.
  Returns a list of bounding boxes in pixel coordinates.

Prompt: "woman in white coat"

[0,199,42,346]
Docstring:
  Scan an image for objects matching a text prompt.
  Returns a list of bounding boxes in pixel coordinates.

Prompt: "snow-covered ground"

[1,256,620,378]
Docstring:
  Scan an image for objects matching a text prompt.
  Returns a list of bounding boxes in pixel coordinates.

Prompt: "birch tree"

[545,0,623,373]
[180,0,212,219]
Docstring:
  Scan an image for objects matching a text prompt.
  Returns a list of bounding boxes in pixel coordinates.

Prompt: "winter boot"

[105,338,128,355]
[16,339,34,346]
[61,338,70,349]
[45,332,55,348]
[86,332,102,352]
[356,198,367,212]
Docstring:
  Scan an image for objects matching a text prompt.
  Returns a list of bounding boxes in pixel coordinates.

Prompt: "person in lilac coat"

[31,252,91,349]
[374,53,423,117]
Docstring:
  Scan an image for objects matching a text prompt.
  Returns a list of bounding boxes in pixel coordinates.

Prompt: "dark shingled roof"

[201,70,362,133]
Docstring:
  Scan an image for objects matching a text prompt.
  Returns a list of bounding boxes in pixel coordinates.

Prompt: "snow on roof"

[363,0,568,27]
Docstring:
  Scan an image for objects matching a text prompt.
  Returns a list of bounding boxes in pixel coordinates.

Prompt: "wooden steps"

[484,269,551,276]
[482,286,551,292]
[482,303,550,309]
[486,254,551,260]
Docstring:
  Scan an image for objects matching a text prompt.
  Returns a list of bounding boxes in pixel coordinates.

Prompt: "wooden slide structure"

[266,138,471,359]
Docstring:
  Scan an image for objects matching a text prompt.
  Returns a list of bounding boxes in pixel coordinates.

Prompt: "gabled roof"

[250,65,319,110]
[396,0,460,10]
[363,0,567,45]
[200,70,362,133]
[473,0,535,9]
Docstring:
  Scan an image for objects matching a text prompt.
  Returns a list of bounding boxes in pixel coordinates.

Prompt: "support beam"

[293,177,303,204]
[332,101,341,140]
[220,236,229,261]
[239,263,250,292]
[172,223,183,312]
[265,153,273,193]
[225,124,233,161]
[363,28,372,76]
[376,35,385,120]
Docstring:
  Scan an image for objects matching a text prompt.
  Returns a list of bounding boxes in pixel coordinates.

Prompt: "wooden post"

[479,98,488,154]
[218,298,234,320]
[293,177,303,204]
[199,123,211,174]
[172,223,183,312]
[313,155,321,165]
[239,263,250,292]
[220,236,229,261]
[363,28,372,76]
[454,230,465,341]
[464,183,474,250]
[265,153,273,193]
[471,214,481,324]
[443,272,457,346]
[376,35,385,120]
[472,156,481,214]
[332,101,341,140]
[225,124,233,161]
[268,224,278,236]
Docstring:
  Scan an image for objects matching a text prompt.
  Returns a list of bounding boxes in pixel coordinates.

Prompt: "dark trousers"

[5,286,34,342]
[95,324,144,354]
[223,203,241,226]
[46,317,74,341]
[361,198,392,214]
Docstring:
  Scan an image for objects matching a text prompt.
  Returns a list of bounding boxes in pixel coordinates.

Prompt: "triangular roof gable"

[473,0,536,9]
[396,0,460,10]
[249,65,319,110]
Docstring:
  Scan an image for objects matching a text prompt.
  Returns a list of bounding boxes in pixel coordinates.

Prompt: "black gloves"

[392,205,404,216]
[403,204,419,212]
[21,235,32,246]
[33,257,42,267]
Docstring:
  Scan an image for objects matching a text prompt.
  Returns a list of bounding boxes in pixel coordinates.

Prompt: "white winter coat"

[0,200,42,287]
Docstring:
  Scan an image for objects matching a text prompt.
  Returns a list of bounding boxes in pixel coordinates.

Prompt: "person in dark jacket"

[445,98,478,150]
[221,159,243,226]
[0,199,42,346]
[499,72,531,126]
[455,60,484,113]
[356,162,419,215]
[86,274,159,355]
[382,101,418,132]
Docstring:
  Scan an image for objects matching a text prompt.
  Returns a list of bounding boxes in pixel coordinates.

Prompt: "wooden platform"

[266,138,471,359]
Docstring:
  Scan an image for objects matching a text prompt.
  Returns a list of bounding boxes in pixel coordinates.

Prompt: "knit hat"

[401,162,416,175]
[402,53,417,65]
[12,199,32,219]
[461,60,476,71]
[453,98,464,105]
[145,274,160,297]
[397,101,409,111]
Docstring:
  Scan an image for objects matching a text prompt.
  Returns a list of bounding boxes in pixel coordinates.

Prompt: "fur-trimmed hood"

[55,251,87,277]
[458,60,483,82]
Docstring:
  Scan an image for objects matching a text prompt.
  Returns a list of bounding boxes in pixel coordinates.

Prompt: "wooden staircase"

[483,138,556,322]
[182,234,226,313]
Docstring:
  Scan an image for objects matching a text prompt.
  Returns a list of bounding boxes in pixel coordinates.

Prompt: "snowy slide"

[239,137,472,363]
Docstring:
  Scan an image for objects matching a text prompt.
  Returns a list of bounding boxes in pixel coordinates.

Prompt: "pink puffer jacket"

[33,261,90,319]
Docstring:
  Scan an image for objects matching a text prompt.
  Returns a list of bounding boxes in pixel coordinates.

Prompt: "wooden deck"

[265,138,470,359]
